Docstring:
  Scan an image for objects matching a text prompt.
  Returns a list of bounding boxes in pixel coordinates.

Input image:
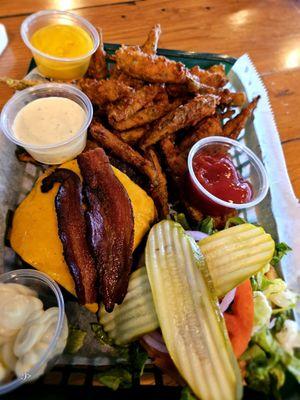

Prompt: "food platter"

[0,15,299,400]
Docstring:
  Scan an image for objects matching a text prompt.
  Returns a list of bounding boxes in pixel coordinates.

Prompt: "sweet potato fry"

[107,84,165,123]
[86,28,107,80]
[115,45,187,84]
[190,65,228,88]
[179,116,223,156]
[208,64,226,76]
[141,24,161,55]
[119,127,148,145]
[118,125,149,145]
[222,96,260,139]
[78,78,133,106]
[90,121,170,217]
[147,147,169,217]
[111,95,182,131]
[160,138,187,178]
[109,67,144,89]
[140,94,220,149]
[159,139,203,222]
[229,92,247,107]
[221,108,235,119]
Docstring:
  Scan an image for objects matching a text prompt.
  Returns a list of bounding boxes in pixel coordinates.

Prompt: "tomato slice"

[224,279,254,358]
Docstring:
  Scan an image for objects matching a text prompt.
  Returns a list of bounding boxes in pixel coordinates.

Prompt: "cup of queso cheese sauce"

[0,83,93,164]
[187,136,269,216]
[21,10,99,80]
[0,269,67,395]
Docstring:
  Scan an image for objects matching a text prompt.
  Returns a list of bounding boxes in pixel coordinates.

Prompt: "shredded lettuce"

[97,367,132,390]
[276,320,300,355]
[91,322,129,359]
[198,216,215,235]
[172,212,191,230]
[242,327,300,396]
[271,242,292,266]
[95,342,148,391]
[252,291,272,334]
[65,325,86,354]
[180,386,197,400]
[224,216,246,229]
[252,328,300,383]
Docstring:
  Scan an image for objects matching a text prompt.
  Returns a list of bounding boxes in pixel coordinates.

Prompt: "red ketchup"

[189,151,253,216]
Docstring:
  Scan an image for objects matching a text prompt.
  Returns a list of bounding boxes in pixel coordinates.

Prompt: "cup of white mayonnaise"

[0,269,68,395]
[0,83,93,164]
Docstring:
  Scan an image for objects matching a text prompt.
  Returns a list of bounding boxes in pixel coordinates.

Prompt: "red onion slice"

[142,331,168,354]
[219,288,237,313]
[186,230,208,241]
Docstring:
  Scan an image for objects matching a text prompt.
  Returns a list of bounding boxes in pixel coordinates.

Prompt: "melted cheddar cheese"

[10,160,156,312]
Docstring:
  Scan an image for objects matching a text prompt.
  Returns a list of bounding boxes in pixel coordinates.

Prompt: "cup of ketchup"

[187,136,269,216]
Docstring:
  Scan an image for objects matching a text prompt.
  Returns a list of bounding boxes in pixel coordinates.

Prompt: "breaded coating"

[78,78,133,106]
[115,45,187,84]
[90,121,170,217]
[0,77,39,90]
[86,28,107,80]
[90,121,157,182]
[119,127,149,144]
[223,96,260,139]
[229,92,247,107]
[111,95,182,131]
[179,116,223,156]
[159,138,203,222]
[190,65,228,88]
[221,108,235,119]
[110,68,144,89]
[141,24,161,55]
[208,64,226,76]
[140,94,220,149]
[147,147,169,217]
[107,84,165,123]
[160,138,187,178]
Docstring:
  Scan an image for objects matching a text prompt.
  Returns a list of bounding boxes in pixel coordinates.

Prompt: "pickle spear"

[145,220,242,400]
[100,223,274,346]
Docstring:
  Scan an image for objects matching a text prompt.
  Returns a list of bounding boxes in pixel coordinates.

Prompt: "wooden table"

[0,0,299,197]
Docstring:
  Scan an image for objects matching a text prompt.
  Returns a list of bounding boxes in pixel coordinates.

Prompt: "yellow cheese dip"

[29,24,95,80]
[30,24,93,59]
[12,97,86,146]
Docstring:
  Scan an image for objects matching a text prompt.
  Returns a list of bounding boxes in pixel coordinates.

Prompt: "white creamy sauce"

[12,97,86,146]
[0,283,68,383]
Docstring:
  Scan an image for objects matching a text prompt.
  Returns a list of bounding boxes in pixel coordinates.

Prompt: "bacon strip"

[41,169,97,304]
[78,149,134,312]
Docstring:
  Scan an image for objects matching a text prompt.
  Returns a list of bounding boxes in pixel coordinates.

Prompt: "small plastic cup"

[21,10,99,80]
[0,269,67,395]
[0,82,93,164]
[187,136,269,216]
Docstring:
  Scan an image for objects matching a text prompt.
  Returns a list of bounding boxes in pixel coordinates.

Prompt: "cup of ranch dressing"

[0,83,93,164]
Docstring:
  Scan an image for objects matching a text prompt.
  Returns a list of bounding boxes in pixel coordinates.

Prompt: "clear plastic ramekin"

[21,10,99,80]
[0,82,93,164]
[0,269,67,395]
[187,136,269,216]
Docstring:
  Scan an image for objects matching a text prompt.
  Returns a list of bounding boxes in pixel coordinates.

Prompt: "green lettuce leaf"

[224,216,246,229]
[95,342,148,390]
[252,328,300,383]
[198,216,215,235]
[271,242,292,266]
[253,291,272,334]
[65,325,86,354]
[97,367,132,390]
[180,386,197,400]
[90,322,129,359]
[172,212,191,230]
